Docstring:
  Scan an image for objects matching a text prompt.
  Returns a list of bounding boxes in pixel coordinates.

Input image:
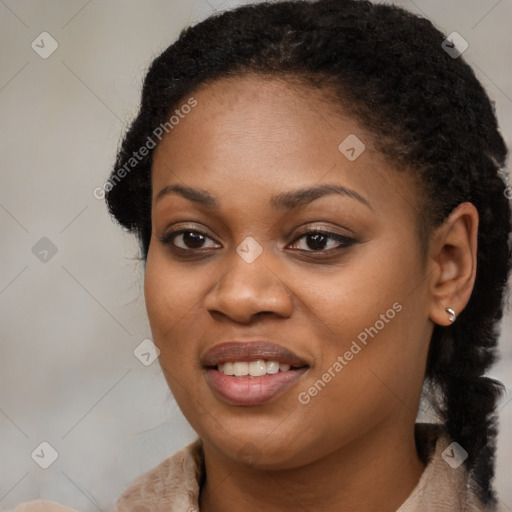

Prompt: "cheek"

[143,247,209,426]
[144,246,204,362]
[298,238,417,346]
[295,236,428,399]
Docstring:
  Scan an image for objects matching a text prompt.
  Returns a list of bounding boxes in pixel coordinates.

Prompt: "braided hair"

[105,0,512,504]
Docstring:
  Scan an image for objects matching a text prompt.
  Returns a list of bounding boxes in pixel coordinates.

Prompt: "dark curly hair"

[105,0,512,505]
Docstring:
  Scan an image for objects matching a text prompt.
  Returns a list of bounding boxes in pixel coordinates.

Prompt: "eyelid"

[289,220,356,237]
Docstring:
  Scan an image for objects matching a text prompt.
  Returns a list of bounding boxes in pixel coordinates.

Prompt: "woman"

[14,0,511,510]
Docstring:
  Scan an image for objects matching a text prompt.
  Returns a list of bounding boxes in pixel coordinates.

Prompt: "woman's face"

[145,74,434,468]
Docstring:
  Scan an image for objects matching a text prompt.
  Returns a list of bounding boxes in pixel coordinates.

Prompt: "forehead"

[151,74,418,221]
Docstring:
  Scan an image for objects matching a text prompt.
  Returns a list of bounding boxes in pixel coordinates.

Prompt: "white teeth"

[249,360,267,377]
[222,362,234,375]
[266,361,279,374]
[233,362,249,376]
[217,360,296,376]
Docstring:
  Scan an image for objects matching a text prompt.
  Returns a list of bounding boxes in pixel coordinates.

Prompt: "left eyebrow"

[270,183,373,211]
[155,182,372,211]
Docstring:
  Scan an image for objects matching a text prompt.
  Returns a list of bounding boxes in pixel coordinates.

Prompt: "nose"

[204,246,294,324]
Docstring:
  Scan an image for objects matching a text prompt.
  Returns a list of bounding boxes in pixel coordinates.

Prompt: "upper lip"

[201,341,309,368]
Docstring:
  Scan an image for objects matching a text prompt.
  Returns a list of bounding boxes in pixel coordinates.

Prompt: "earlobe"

[428,202,478,327]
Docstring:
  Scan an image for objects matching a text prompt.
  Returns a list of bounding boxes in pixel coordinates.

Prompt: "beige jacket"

[10,424,501,511]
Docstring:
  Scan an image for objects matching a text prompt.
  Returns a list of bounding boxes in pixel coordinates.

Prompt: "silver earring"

[446,307,456,323]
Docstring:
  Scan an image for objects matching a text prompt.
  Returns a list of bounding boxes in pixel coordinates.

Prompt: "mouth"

[202,341,310,406]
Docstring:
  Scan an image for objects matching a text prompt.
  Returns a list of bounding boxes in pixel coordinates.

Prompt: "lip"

[201,341,309,367]
[201,341,310,406]
[205,367,308,406]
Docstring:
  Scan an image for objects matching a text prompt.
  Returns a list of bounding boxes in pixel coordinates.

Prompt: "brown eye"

[179,231,207,249]
[288,230,355,252]
[160,229,220,250]
[305,232,328,250]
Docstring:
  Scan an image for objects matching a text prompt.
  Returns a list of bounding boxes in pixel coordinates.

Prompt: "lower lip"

[205,367,308,406]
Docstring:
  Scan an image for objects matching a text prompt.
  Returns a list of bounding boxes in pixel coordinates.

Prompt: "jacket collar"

[115,423,491,511]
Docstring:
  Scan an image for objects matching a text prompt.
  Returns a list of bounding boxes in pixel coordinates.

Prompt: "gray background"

[0,0,510,510]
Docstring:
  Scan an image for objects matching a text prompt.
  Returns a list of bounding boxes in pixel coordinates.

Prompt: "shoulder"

[114,438,204,512]
[398,423,496,512]
[8,440,204,512]
[8,500,78,512]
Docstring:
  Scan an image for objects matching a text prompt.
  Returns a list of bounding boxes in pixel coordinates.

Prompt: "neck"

[199,420,425,512]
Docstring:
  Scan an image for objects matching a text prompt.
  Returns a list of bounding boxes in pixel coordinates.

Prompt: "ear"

[428,202,479,326]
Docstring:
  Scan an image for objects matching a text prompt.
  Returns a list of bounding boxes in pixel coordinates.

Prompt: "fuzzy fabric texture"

[113,423,495,511]
[9,424,502,511]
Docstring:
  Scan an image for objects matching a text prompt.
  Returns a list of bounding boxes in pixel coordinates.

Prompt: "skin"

[145,74,478,512]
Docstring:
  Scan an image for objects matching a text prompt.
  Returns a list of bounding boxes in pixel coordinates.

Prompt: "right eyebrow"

[155,184,220,209]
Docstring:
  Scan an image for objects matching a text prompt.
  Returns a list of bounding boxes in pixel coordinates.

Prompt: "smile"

[202,341,310,406]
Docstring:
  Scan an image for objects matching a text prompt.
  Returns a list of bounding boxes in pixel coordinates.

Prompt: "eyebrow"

[155,183,372,211]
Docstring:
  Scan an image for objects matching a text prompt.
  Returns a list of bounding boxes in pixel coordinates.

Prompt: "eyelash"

[159,227,356,255]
